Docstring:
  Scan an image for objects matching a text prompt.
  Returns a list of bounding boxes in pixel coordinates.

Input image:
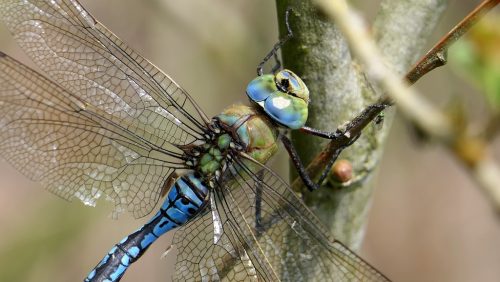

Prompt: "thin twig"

[406,0,500,84]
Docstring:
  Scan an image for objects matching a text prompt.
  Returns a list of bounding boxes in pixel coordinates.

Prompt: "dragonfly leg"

[300,100,390,139]
[280,134,320,191]
[256,7,293,76]
[299,126,343,139]
[270,52,282,74]
[281,132,361,191]
[254,170,265,236]
[314,133,361,185]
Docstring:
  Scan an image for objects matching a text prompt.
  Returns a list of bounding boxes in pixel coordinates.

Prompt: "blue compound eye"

[288,75,300,90]
[263,92,308,129]
[275,69,309,103]
[246,74,277,102]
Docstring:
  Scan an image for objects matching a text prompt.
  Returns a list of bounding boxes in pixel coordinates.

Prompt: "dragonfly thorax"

[179,104,279,188]
[179,128,234,185]
[197,134,231,176]
[216,104,279,165]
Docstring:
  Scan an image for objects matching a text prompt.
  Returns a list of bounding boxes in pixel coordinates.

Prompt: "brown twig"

[406,0,500,84]
[292,0,500,193]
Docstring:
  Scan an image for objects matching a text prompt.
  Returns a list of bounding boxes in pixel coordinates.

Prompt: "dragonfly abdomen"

[85,172,209,282]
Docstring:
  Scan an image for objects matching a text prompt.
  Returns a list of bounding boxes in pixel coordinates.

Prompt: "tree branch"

[277,0,447,249]
[313,0,500,211]
[406,0,500,83]
[293,0,500,193]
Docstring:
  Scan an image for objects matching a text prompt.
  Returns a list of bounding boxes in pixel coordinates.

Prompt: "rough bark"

[276,0,447,249]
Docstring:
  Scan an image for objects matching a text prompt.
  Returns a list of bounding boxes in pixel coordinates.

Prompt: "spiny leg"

[256,7,293,76]
[294,104,386,186]
[299,102,388,139]
[280,134,320,191]
[280,133,361,191]
[314,133,361,186]
[299,126,341,139]
[254,169,265,236]
[270,52,283,74]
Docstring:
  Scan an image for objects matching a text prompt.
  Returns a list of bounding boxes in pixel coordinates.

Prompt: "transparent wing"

[214,158,390,281]
[172,208,261,282]
[0,0,211,217]
[172,157,390,281]
[0,0,208,151]
[0,52,190,218]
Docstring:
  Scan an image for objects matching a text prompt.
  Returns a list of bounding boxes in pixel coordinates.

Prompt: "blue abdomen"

[85,172,208,282]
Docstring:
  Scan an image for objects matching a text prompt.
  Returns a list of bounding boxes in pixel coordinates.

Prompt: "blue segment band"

[85,171,209,282]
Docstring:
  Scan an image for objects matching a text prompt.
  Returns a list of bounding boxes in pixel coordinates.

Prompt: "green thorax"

[198,133,231,175]
[217,104,278,164]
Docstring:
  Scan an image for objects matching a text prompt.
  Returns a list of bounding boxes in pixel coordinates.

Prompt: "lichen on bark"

[275,0,447,249]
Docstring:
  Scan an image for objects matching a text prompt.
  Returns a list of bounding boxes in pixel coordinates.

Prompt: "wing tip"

[0,51,6,57]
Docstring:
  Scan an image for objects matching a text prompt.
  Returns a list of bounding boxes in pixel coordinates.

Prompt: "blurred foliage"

[449,13,500,112]
[0,200,93,282]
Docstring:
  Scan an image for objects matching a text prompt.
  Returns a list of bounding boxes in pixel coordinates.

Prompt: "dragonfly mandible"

[0,0,389,281]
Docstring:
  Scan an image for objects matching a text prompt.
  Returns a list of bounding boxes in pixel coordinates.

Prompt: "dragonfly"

[0,0,390,281]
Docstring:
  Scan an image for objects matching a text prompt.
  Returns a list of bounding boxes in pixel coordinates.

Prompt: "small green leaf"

[449,14,500,112]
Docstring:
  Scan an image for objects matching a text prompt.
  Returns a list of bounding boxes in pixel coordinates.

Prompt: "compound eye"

[246,74,277,102]
[277,77,290,93]
[275,69,310,103]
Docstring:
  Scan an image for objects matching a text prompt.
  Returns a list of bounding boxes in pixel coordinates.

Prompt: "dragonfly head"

[246,69,309,129]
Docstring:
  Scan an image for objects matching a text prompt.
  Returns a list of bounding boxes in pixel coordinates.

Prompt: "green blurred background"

[0,0,499,281]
